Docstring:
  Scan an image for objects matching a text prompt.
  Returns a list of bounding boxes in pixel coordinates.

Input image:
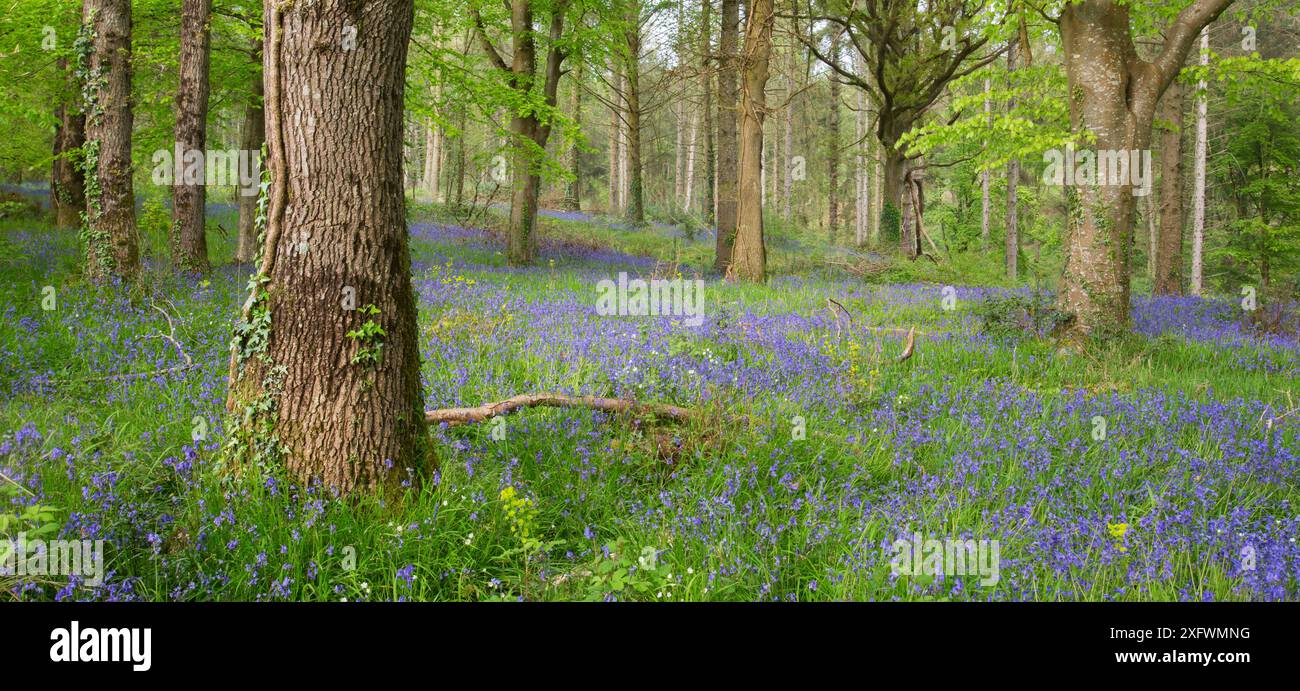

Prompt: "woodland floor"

[1,190,1298,601]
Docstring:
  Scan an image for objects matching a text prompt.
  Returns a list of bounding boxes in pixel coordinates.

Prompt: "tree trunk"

[826,31,841,246]
[701,0,715,226]
[714,0,739,272]
[880,144,916,257]
[563,70,581,211]
[425,116,443,202]
[608,66,621,214]
[683,110,698,211]
[52,59,87,230]
[1154,80,1184,295]
[1190,28,1208,295]
[82,0,138,282]
[171,0,212,273]
[1055,0,1228,339]
[623,15,644,227]
[236,60,264,265]
[674,103,685,207]
[451,103,466,208]
[981,78,991,252]
[1006,40,1019,278]
[729,0,772,282]
[226,0,428,496]
[853,49,868,246]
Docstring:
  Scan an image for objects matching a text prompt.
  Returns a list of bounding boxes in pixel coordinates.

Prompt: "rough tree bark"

[714,0,739,272]
[729,0,773,282]
[236,46,264,265]
[82,0,138,282]
[225,0,429,496]
[1154,79,1184,295]
[171,0,212,273]
[1056,0,1229,339]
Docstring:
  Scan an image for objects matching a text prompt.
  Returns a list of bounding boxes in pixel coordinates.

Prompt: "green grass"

[1,200,1296,602]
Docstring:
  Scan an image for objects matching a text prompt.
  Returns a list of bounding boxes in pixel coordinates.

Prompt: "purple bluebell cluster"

[1,220,1296,601]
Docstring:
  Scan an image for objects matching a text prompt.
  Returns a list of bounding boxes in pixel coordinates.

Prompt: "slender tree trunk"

[51,100,64,222]
[171,0,212,273]
[226,0,428,496]
[1006,40,1019,278]
[981,78,991,252]
[701,0,715,226]
[1155,80,1184,295]
[82,0,138,282]
[425,117,443,202]
[564,71,582,211]
[826,31,841,246]
[674,102,685,207]
[236,59,264,265]
[853,49,867,246]
[1190,28,1208,296]
[683,110,698,211]
[729,0,773,282]
[714,0,740,272]
[623,14,644,226]
[608,67,621,213]
[52,59,87,230]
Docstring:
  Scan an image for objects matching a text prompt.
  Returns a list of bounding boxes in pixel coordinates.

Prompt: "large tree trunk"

[1056,0,1228,339]
[171,0,212,273]
[729,0,772,282]
[713,0,739,272]
[52,60,87,230]
[507,124,541,264]
[1154,80,1184,295]
[82,0,138,282]
[879,143,918,258]
[506,2,539,266]
[225,0,429,496]
[235,63,265,265]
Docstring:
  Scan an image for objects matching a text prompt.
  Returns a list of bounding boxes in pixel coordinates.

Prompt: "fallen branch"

[426,393,697,426]
[58,300,198,385]
[894,326,916,363]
